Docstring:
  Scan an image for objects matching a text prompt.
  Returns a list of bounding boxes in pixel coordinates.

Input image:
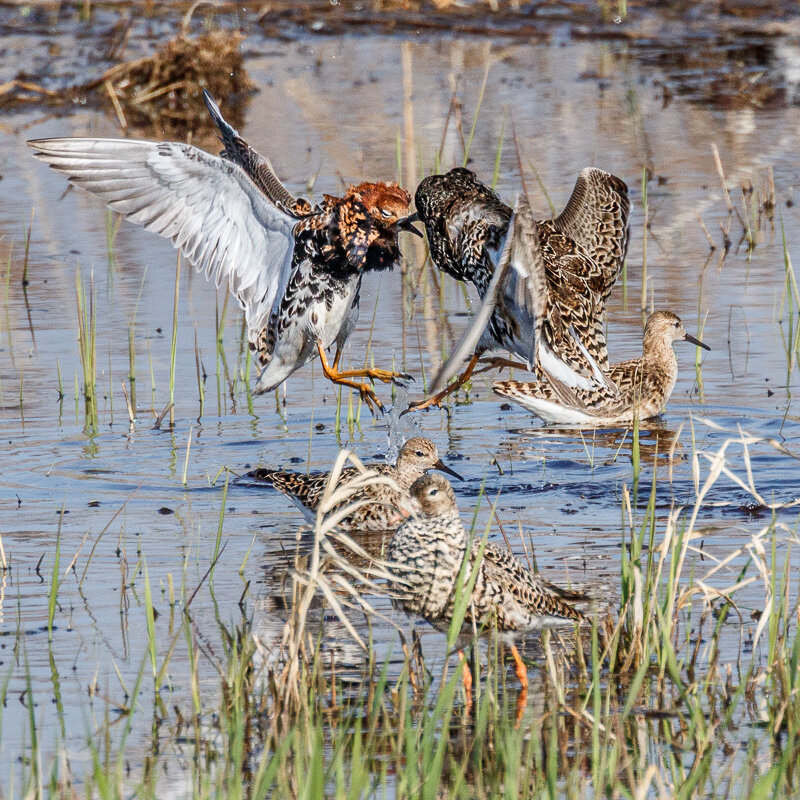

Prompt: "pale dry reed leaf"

[686,438,732,535]
[631,560,643,642]
[678,581,748,619]
[542,631,565,705]
[690,415,700,497]
[327,528,384,563]
[667,421,684,484]
[320,538,394,591]
[684,531,762,579]
[657,508,684,629]
[319,497,374,532]
[327,572,404,632]
[315,580,367,650]
[695,416,800,460]
[740,431,758,492]
[622,484,634,530]
[633,764,659,800]
[746,531,773,652]
[707,456,766,505]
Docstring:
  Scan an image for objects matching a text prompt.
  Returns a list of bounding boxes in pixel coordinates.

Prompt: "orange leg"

[458,649,473,716]
[404,352,482,414]
[511,644,528,726]
[510,644,529,689]
[327,346,412,385]
[317,343,386,415]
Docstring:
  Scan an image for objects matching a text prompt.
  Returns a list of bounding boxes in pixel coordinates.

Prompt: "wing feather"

[428,202,522,395]
[27,137,297,341]
[552,167,630,299]
[430,193,605,395]
[203,90,300,214]
[506,195,547,369]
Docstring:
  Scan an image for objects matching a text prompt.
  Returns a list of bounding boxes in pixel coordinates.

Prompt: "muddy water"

[1,10,800,788]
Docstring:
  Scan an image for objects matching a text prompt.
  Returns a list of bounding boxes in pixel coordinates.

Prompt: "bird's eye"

[674,321,680,328]
[429,488,438,496]
[415,451,425,458]
[380,208,393,218]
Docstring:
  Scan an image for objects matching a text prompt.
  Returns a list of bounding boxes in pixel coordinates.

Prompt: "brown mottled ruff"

[27,92,419,415]
[245,437,462,532]
[493,310,710,425]
[387,473,587,692]
[403,167,630,412]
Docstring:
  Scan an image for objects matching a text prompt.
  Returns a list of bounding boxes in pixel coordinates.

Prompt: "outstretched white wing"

[27,137,297,340]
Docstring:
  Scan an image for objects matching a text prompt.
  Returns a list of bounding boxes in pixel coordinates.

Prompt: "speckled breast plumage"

[387,475,587,633]
[254,195,400,372]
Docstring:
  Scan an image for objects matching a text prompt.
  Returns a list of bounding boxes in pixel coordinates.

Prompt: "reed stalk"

[169,253,181,428]
[640,166,648,315]
[74,267,98,433]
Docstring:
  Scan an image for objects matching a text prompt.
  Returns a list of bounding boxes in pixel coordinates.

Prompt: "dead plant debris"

[0,29,253,140]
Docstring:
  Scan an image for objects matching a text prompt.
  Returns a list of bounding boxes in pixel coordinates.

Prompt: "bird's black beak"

[397,212,423,238]
[684,333,710,351]
[433,459,464,481]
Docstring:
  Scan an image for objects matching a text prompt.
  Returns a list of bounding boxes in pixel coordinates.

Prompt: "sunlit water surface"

[1,11,799,792]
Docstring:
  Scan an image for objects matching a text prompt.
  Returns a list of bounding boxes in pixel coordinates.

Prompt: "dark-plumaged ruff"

[412,166,630,396]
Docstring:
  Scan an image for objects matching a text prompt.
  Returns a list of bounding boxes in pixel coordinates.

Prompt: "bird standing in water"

[401,167,630,412]
[28,91,420,414]
[246,437,462,532]
[494,310,710,425]
[387,473,587,711]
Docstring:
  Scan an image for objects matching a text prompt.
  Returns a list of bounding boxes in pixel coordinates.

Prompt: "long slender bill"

[397,212,423,238]
[684,333,710,351]
[433,459,464,481]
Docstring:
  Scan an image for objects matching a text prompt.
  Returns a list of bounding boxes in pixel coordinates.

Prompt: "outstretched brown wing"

[551,167,630,301]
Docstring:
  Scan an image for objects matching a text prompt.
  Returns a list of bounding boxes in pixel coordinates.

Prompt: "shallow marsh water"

[1,4,800,793]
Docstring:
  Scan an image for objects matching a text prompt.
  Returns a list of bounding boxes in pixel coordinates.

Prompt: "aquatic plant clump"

[103,31,254,137]
[0,29,253,139]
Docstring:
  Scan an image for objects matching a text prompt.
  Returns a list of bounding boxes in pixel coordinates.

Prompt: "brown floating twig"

[104,79,128,131]
[696,212,716,251]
